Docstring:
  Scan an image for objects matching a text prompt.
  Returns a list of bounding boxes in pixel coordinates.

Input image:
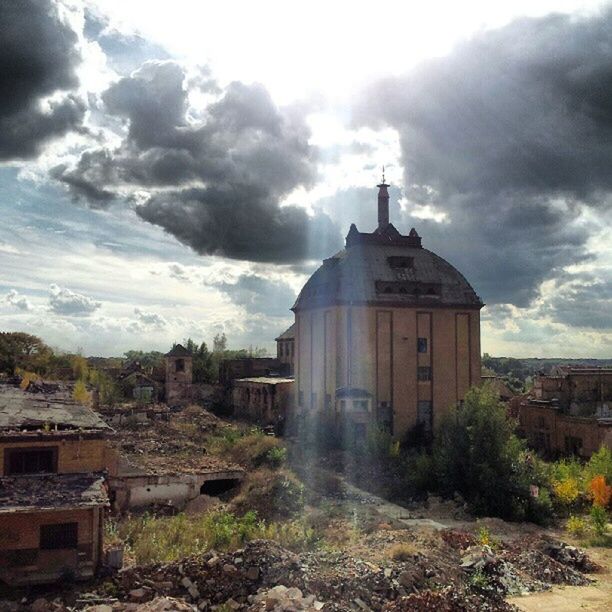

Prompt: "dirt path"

[508,583,612,611]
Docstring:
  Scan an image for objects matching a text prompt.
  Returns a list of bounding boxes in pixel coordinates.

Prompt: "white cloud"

[4,289,33,311]
[49,284,101,316]
[133,307,167,328]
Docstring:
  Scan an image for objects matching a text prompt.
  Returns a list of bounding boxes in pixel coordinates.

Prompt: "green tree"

[213,332,228,354]
[0,332,53,375]
[123,350,165,371]
[88,368,121,407]
[183,338,215,383]
[433,385,550,521]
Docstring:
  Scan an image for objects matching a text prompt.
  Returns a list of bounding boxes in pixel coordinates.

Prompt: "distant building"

[275,324,295,375]
[232,377,294,431]
[0,383,114,585]
[219,357,280,387]
[292,178,483,441]
[165,344,193,406]
[518,366,612,457]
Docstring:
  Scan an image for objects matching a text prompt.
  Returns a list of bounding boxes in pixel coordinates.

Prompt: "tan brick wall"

[0,438,109,476]
[296,305,481,438]
[0,508,95,551]
[519,403,610,457]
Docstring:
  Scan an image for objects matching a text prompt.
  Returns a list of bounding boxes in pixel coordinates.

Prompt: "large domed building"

[292,178,483,441]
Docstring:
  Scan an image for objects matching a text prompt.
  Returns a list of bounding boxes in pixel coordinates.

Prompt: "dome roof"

[293,224,482,311]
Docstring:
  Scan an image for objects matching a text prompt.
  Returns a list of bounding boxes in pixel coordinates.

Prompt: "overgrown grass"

[230,467,305,520]
[207,427,286,469]
[116,509,319,565]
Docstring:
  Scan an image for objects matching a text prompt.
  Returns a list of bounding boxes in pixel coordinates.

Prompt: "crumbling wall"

[0,437,109,476]
[0,506,102,585]
[109,471,243,512]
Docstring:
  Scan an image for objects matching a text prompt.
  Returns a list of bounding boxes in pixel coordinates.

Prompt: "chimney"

[377,169,389,230]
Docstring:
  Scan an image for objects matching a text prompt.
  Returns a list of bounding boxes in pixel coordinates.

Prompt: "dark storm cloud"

[55,61,341,262]
[542,273,612,329]
[0,0,84,160]
[356,9,612,306]
[211,273,296,317]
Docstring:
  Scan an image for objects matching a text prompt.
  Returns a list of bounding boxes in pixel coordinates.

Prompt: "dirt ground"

[508,543,612,611]
[311,467,612,611]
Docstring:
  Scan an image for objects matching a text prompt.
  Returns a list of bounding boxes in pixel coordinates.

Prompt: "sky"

[0,0,611,358]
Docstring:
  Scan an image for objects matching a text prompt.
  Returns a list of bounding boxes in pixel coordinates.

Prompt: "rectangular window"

[40,523,78,550]
[417,366,432,381]
[417,338,428,353]
[354,400,369,411]
[298,390,304,407]
[175,359,185,372]
[5,448,57,475]
[310,392,317,409]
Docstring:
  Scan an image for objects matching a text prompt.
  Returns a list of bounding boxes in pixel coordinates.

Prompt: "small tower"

[377,167,390,230]
[165,344,193,406]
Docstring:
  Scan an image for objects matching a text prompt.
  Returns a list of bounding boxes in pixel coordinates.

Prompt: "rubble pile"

[1,533,600,611]
[541,541,601,573]
[103,541,305,609]
[250,586,324,611]
[381,586,517,612]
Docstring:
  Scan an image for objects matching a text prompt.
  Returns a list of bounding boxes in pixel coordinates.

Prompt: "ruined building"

[0,384,115,585]
[165,344,193,406]
[292,178,483,441]
[275,324,295,376]
[518,366,612,457]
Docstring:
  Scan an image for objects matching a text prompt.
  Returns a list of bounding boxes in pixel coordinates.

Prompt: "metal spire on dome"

[377,166,390,229]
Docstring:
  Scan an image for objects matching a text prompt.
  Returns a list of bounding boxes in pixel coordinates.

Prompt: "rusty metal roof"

[293,230,482,311]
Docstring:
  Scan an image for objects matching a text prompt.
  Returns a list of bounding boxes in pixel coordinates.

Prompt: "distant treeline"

[0,331,268,385]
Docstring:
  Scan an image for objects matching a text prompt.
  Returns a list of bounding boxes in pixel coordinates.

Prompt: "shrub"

[404,452,434,492]
[565,515,588,537]
[366,427,394,459]
[552,476,581,509]
[468,570,490,591]
[589,505,608,538]
[389,542,417,562]
[265,446,287,468]
[585,446,612,484]
[226,431,284,469]
[261,519,320,552]
[231,468,305,520]
[588,475,612,508]
[476,526,492,547]
[432,385,548,522]
[72,379,91,405]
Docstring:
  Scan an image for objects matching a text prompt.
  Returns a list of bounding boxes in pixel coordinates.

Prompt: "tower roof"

[165,343,191,357]
[293,182,482,312]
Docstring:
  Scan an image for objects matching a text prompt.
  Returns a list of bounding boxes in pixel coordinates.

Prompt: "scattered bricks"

[208,556,220,568]
[30,599,50,612]
[181,576,194,589]
[223,563,238,575]
[128,588,149,603]
[247,566,261,581]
